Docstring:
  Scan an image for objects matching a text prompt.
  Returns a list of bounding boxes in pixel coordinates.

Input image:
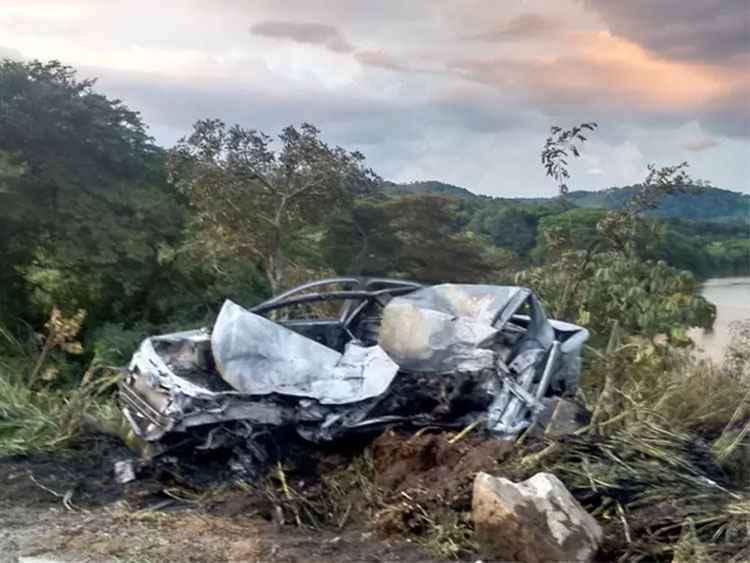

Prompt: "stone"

[472,471,602,563]
[113,459,137,484]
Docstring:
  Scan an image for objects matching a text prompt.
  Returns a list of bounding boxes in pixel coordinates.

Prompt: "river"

[688,276,750,363]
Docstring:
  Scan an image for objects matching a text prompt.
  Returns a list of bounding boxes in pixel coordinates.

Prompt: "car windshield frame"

[249,277,423,327]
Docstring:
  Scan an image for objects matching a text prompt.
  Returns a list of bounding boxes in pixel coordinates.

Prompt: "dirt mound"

[354,428,516,557]
[372,429,514,505]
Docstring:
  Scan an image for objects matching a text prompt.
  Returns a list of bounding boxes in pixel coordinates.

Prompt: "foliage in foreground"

[0,369,124,456]
[1,297,747,562]
[526,332,750,562]
[541,422,750,562]
[0,312,127,456]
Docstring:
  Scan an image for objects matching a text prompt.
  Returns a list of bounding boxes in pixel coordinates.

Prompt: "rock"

[113,459,137,484]
[472,471,602,563]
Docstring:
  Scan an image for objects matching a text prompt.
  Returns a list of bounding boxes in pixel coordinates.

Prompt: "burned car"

[119,278,588,473]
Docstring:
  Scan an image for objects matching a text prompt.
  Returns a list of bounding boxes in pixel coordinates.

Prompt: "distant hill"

[567,186,750,223]
[382,180,479,200]
[386,180,750,224]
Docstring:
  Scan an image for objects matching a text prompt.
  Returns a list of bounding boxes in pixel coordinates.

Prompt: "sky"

[1,0,748,196]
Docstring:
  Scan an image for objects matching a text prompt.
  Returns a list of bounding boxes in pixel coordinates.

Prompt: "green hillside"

[568,185,750,223]
[389,180,749,224]
[384,180,748,277]
[382,180,480,200]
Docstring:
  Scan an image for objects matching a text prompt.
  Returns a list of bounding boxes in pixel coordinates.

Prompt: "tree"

[168,120,379,292]
[471,205,542,258]
[518,253,714,342]
[531,207,608,264]
[322,195,515,283]
[541,122,597,197]
[322,200,403,276]
[597,162,708,255]
[0,60,151,196]
[524,123,716,342]
[387,196,506,282]
[0,60,162,324]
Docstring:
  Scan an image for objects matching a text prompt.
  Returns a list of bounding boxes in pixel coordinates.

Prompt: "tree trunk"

[266,253,281,295]
[265,199,287,295]
[351,210,369,276]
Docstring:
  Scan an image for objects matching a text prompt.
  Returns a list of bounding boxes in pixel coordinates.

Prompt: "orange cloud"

[354,50,407,71]
[684,138,719,152]
[571,32,730,109]
[451,30,738,114]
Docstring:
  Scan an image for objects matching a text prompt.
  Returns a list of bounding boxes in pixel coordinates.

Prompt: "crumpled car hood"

[212,300,399,404]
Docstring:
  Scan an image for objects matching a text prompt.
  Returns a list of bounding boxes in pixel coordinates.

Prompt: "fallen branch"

[28,471,78,512]
[277,462,301,527]
[449,418,485,445]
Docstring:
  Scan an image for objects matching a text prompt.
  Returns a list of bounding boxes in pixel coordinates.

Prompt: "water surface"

[689,276,750,363]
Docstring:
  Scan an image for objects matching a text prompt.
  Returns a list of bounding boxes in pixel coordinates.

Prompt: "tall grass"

[517,326,750,561]
[0,321,125,456]
[539,422,750,561]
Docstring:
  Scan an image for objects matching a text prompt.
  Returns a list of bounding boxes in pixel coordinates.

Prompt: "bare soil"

[0,430,515,562]
[0,434,432,562]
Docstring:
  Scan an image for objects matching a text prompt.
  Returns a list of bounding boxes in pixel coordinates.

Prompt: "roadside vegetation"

[1,59,749,560]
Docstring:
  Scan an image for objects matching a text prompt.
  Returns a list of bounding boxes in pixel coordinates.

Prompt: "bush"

[517,253,715,345]
[0,318,125,455]
[86,322,152,367]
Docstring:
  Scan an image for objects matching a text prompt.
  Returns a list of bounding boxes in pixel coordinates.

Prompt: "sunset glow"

[1,0,746,194]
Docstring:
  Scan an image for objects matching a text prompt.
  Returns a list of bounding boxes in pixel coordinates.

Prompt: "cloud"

[0,2,89,38]
[250,21,354,53]
[1,0,747,194]
[684,138,719,152]
[450,32,732,120]
[0,46,24,60]
[701,83,750,139]
[84,61,529,143]
[582,0,749,61]
[354,50,408,71]
[469,13,561,41]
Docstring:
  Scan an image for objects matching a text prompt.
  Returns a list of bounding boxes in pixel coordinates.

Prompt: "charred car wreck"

[119,278,588,477]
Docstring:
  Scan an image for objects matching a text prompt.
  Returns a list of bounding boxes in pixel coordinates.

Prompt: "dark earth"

[0,430,515,562]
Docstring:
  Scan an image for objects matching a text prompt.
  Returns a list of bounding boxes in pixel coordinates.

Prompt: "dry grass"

[528,422,750,561]
[514,328,750,562]
[258,449,478,559]
[258,453,381,529]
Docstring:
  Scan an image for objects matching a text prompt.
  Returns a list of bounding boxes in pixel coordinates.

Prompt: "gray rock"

[472,471,602,563]
[113,459,138,484]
